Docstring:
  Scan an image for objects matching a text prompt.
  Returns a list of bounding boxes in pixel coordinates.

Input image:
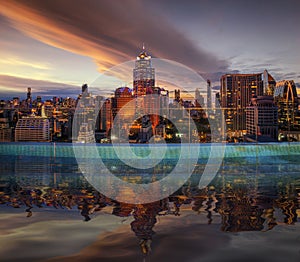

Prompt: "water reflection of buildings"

[11,154,88,191]
[1,174,299,255]
[14,155,52,188]
[1,145,300,256]
[112,201,167,255]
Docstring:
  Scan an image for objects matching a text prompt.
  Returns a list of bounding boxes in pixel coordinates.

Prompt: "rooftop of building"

[136,45,151,60]
[248,95,276,106]
[268,74,275,82]
[115,86,132,94]
[222,73,262,77]
[274,80,297,98]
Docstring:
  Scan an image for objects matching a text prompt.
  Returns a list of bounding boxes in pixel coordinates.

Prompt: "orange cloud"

[0,0,228,74]
[0,56,51,70]
[0,1,128,72]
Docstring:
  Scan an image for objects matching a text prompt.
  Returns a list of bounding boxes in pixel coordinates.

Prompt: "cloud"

[201,70,240,83]
[1,57,51,70]
[0,0,229,74]
[0,74,80,98]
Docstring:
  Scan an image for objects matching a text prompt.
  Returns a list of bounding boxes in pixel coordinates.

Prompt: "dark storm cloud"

[0,0,229,73]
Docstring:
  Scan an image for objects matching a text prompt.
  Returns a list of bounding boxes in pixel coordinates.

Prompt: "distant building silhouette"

[207,79,212,108]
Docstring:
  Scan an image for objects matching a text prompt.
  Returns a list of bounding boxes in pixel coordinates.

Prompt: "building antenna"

[142,42,145,50]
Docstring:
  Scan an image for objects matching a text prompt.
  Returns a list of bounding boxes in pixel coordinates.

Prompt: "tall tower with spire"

[133,45,155,97]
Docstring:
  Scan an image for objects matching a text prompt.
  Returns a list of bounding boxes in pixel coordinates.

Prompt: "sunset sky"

[0,0,300,98]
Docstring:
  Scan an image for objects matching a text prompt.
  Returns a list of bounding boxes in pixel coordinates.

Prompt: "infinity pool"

[0,143,300,262]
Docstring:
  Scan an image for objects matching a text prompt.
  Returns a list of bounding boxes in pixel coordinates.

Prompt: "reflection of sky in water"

[0,143,300,261]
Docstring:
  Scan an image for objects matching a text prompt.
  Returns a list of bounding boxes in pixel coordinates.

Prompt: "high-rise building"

[215,92,221,107]
[133,46,155,97]
[263,69,276,96]
[220,73,264,132]
[27,87,32,101]
[0,117,12,142]
[139,115,153,143]
[158,88,169,118]
[82,84,88,94]
[195,88,205,107]
[15,116,50,142]
[98,47,170,142]
[100,99,112,137]
[274,80,299,130]
[111,87,134,119]
[132,47,165,129]
[207,79,212,108]
[246,96,278,141]
[174,89,181,102]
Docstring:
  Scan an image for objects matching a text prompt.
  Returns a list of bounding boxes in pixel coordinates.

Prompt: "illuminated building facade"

[220,73,264,133]
[274,80,299,130]
[246,96,278,140]
[132,47,168,129]
[98,47,170,142]
[100,99,112,137]
[133,47,158,128]
[112,87,134,119]
[15,117,50,142]
[0,118,12,142]
[0,109,14,142]
[263,69,276,96]
[133,46,155,97]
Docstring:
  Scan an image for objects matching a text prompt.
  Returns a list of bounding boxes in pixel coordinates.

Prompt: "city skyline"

[0,0,300,98]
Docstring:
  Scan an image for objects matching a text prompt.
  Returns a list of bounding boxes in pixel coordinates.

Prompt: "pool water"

[0,143,300,262]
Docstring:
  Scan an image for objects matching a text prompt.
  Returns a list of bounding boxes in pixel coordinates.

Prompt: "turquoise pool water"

[0,142,299,158]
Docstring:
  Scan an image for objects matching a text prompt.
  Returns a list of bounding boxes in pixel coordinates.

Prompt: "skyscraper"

[133,46,155,97]
[274,80,299,130]
[132,46,162,128]
[195,88,204,107]
[246,96,278,141]
[111,87,134,119]
[100,99,112,137]
[82,83,88,94]
[174,89,181,102]
[26,87,32,101]
[207,79,212,108]
[220,73,264,132]
[263,69,276,96]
